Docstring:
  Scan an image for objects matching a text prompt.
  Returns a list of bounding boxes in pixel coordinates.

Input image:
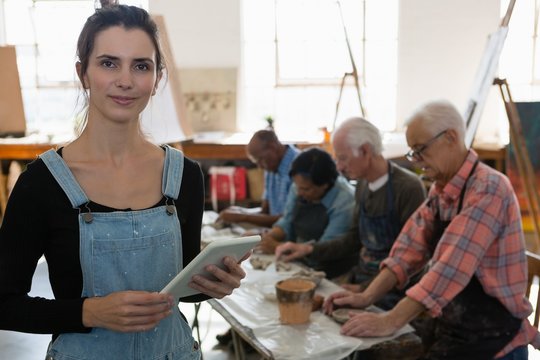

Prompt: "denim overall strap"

[39,149,89,208]
[44,146,200,360]
[162,145,184,200]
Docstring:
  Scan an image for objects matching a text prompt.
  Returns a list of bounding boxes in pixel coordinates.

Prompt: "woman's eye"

[135,63,150,71]
[101,60,115,68]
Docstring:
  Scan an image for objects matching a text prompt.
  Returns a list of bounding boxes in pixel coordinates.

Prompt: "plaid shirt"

[382,150,540,356]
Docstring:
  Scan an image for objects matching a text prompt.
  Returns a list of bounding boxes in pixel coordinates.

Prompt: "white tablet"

[160,235,261,298]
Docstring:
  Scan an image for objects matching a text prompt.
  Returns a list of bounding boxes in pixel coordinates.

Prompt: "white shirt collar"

[368,173,389,192]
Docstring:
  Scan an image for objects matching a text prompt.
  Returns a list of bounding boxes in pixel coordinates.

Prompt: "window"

[1,0,147,135]
[500,0,540,99]
[238,0,398,139]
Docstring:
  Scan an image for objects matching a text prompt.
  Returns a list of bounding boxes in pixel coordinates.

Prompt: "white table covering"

[216,255,414,360]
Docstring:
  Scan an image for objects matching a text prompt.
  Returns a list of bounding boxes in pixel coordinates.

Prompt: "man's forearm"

[310,233,360,262]
[241,213,281,227]
[386,296,425,330]
[362,267,399,305]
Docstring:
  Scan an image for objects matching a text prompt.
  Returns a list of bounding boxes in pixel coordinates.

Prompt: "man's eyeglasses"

[405,130,447,162]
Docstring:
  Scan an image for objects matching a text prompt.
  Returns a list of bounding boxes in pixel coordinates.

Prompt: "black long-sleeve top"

[0,149,207,337]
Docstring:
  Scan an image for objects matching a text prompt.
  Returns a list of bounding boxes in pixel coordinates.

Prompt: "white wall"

[396,0,503,141]
[0,0,6,45]
[150,0,506,142]
[149,0,240,68]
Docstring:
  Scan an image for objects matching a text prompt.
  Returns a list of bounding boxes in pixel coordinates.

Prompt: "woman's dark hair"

[77,5,164,82]
[289,147,338,187]
[75,5,164,132]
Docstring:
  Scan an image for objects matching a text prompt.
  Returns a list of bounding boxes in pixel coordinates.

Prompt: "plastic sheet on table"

[216,257,414,360]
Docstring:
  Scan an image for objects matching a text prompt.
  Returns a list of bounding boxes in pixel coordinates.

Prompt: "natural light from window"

[500,0,540,100]
[238,0,398,141]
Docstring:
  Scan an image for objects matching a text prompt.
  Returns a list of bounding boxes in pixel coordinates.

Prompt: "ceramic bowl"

[331,308,366,324]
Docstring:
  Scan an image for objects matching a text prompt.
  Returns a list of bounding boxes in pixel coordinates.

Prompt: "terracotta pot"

[275,278,316,324]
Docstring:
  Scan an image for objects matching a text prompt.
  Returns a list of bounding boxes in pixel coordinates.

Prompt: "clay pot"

[275,278,316,324]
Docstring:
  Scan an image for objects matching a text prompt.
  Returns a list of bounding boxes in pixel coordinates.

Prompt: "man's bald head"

[247,130,285,172]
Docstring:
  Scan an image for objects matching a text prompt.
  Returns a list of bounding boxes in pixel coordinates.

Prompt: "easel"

[463,1,513,147]
[463,0,540,249]
[495,79,540,250]
[332,0,366,130]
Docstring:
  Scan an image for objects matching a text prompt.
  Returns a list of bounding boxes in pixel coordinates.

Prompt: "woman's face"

[293,174,329,202]
[80,26,160,125]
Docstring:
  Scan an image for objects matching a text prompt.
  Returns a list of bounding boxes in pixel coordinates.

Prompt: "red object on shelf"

[209,166,247,211]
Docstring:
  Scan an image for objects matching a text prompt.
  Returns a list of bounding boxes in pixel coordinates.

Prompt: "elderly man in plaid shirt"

[323,100,540,360]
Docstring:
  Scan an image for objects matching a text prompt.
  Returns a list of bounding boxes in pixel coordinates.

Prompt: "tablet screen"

[161,235,261,298]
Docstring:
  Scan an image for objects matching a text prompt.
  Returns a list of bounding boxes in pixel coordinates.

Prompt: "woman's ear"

[76,62,88,89]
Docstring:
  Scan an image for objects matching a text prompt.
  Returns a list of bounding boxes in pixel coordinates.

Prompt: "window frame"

[273,0,367,87]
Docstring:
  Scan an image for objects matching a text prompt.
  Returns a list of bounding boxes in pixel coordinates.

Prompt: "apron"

[291,199,329,269]
[421,160,521,360]
[291,199,329,244]
[292,195,358,278]
[41,145,200,360]
[351,165,402,309]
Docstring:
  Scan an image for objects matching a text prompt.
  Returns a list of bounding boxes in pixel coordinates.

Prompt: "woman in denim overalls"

[0,5,247,360]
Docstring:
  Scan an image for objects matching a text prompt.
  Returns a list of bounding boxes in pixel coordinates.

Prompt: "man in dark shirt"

[276,117,426,309]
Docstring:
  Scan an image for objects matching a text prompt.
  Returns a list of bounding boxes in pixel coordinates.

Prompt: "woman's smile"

[109,95,137,106]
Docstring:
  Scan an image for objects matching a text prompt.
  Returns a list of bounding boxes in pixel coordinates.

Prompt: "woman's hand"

[83,291,174,333]
[258,232,281,254]
[275,241,313,262]
[188,255,247,299]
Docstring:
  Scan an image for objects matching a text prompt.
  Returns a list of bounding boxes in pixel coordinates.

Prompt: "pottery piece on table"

[331,308,366,324]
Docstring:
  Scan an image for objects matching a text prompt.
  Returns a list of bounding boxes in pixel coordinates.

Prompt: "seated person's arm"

[275,241,314,262]
[323,267,398,314]
[340,295,425,338]
[217,200,280,227]
[259,226,286,254]
[324,268,424,338]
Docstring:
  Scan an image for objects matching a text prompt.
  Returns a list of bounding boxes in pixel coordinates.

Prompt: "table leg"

[0,172,7,217]
[231,329,246,360]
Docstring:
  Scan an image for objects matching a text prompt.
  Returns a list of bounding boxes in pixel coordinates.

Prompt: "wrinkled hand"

[341,311,397,338]
[83,291,174,333]
[188,255,248,299]
[275,242,312,262]
[258,233,281,254]
[322,290,372,315]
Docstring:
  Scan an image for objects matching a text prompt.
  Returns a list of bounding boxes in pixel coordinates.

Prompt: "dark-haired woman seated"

[259,147,356,278]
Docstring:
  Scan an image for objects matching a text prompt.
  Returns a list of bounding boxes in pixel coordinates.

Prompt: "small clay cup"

[275,278,316,324]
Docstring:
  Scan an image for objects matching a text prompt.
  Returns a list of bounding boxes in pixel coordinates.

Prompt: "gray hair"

[405,100,465,139]
[333,117,383,156]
